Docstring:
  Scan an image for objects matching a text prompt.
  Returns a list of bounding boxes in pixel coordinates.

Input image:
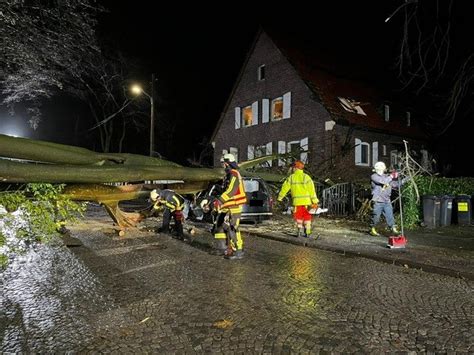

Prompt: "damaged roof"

[269,29,427,139]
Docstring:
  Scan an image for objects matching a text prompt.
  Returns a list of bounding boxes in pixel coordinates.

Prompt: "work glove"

[311,203,318,210]
[213,199,222,210]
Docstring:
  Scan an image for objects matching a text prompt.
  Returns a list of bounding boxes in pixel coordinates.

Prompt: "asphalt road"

[1,211,473,353]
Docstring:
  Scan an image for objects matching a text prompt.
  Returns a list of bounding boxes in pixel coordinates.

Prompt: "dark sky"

[93,2,399,160]
[3,2,471,175]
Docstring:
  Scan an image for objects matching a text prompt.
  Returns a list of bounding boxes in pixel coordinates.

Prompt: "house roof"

[269,31,427,139]
[211,28,427,142]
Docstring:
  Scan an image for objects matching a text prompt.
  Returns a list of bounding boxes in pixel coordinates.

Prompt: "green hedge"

[401,176,474,228]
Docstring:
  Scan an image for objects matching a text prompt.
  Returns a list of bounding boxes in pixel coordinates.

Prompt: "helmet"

[150,189,160,201]
[373,161,386,175]
[221,153,236,163]
[292,160,305,170]
[200,198,210,213]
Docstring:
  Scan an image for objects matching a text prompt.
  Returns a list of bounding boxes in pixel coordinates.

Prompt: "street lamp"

[131,73,155,157]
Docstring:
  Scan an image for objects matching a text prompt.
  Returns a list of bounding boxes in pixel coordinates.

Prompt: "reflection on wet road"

[1,227,473,353]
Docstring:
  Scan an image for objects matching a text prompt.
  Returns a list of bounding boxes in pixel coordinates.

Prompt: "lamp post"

[131,73,155,157]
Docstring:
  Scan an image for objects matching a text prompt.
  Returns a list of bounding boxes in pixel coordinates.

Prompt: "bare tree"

[386,0,473,136]
[0,0,102,128]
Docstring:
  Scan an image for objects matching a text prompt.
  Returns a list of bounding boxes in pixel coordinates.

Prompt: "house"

[210,29,429,181]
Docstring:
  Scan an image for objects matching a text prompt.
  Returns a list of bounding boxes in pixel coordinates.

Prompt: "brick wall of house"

[213,31,331,167]
[212,31,427,182]
[324,125,426,182]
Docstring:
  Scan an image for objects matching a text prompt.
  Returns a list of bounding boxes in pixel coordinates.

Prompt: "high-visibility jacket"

[277,169,319,206]
[153,189,185,212]
[217,168,247,208]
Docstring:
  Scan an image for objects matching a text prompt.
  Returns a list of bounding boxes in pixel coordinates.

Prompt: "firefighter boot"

[212,239,227,256]
[297,228,305,238]
[304,225,312,238]
[390,225,400,234]
[225,249,244,260]
[175,221,184,240]
[369,227,379,236]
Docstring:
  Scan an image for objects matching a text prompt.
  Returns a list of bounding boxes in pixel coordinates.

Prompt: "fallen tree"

[0,134,284,233]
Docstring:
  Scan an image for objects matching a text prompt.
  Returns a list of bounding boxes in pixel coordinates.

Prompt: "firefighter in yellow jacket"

[212,153,247,260]
[277,160,319,237]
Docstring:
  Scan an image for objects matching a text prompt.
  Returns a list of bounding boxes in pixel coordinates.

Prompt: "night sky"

[2,2,472,175]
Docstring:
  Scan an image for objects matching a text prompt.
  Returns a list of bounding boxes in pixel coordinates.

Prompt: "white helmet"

[200,198,210,212]
[150,189,159,201]
[373,161,386,175]
[221,153,236,163]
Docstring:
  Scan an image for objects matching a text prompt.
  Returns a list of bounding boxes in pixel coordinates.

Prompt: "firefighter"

[212,153,247,260]
[277,160,319,238]
[150,189,185,239]
[369,161,401,236]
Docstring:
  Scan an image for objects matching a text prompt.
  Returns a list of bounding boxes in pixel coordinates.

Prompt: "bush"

[400,176,474,228]
[0,183,86,268]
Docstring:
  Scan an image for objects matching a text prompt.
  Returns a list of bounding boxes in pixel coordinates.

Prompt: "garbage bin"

[422,195,441,228]
[439,195,454,226]
[455,194,471,226]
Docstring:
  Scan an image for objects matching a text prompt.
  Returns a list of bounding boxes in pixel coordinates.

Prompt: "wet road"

[1,225,473,353]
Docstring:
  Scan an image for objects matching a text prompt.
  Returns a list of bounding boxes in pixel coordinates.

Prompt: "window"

[390,150,398,168]
[285,138,309,164]
[242,105,253,127]
[258,65,265,81]
[249,143,272,167]
[355,138,370,166]
[271,97,283,120]
[239,101,258,127]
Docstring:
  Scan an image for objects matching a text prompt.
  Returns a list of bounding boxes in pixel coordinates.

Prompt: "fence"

[320,182,356,216]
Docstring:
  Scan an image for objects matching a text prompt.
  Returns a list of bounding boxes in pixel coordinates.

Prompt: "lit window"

[258,65,265,81]
[242,106,253,127]
[271,97,283,120]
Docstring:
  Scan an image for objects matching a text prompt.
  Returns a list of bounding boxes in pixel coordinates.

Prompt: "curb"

[247,230,474,281]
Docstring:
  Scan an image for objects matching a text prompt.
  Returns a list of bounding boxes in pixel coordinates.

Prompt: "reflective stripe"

[214,232,226,240]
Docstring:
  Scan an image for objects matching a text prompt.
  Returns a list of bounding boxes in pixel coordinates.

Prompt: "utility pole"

[149,73,155,157]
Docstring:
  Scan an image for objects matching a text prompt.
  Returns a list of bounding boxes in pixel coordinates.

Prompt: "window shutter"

[278,141,286,166]
[247,145,255,160]
[283,92,291,119]
[234,107,241,129]
[372,142,378,165]
[355,138,362,165]
[262,99,269,123]
[252,101,259,125]
[230,147,238,162]
[266,142,272,167]
[384,105,390,122]
[300,137,308,163]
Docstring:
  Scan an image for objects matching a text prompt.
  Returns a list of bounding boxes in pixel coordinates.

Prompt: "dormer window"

[338,97,367,116]
[258,65,266,81]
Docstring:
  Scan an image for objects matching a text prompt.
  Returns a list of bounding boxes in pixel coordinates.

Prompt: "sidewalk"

[237,215,474,281]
